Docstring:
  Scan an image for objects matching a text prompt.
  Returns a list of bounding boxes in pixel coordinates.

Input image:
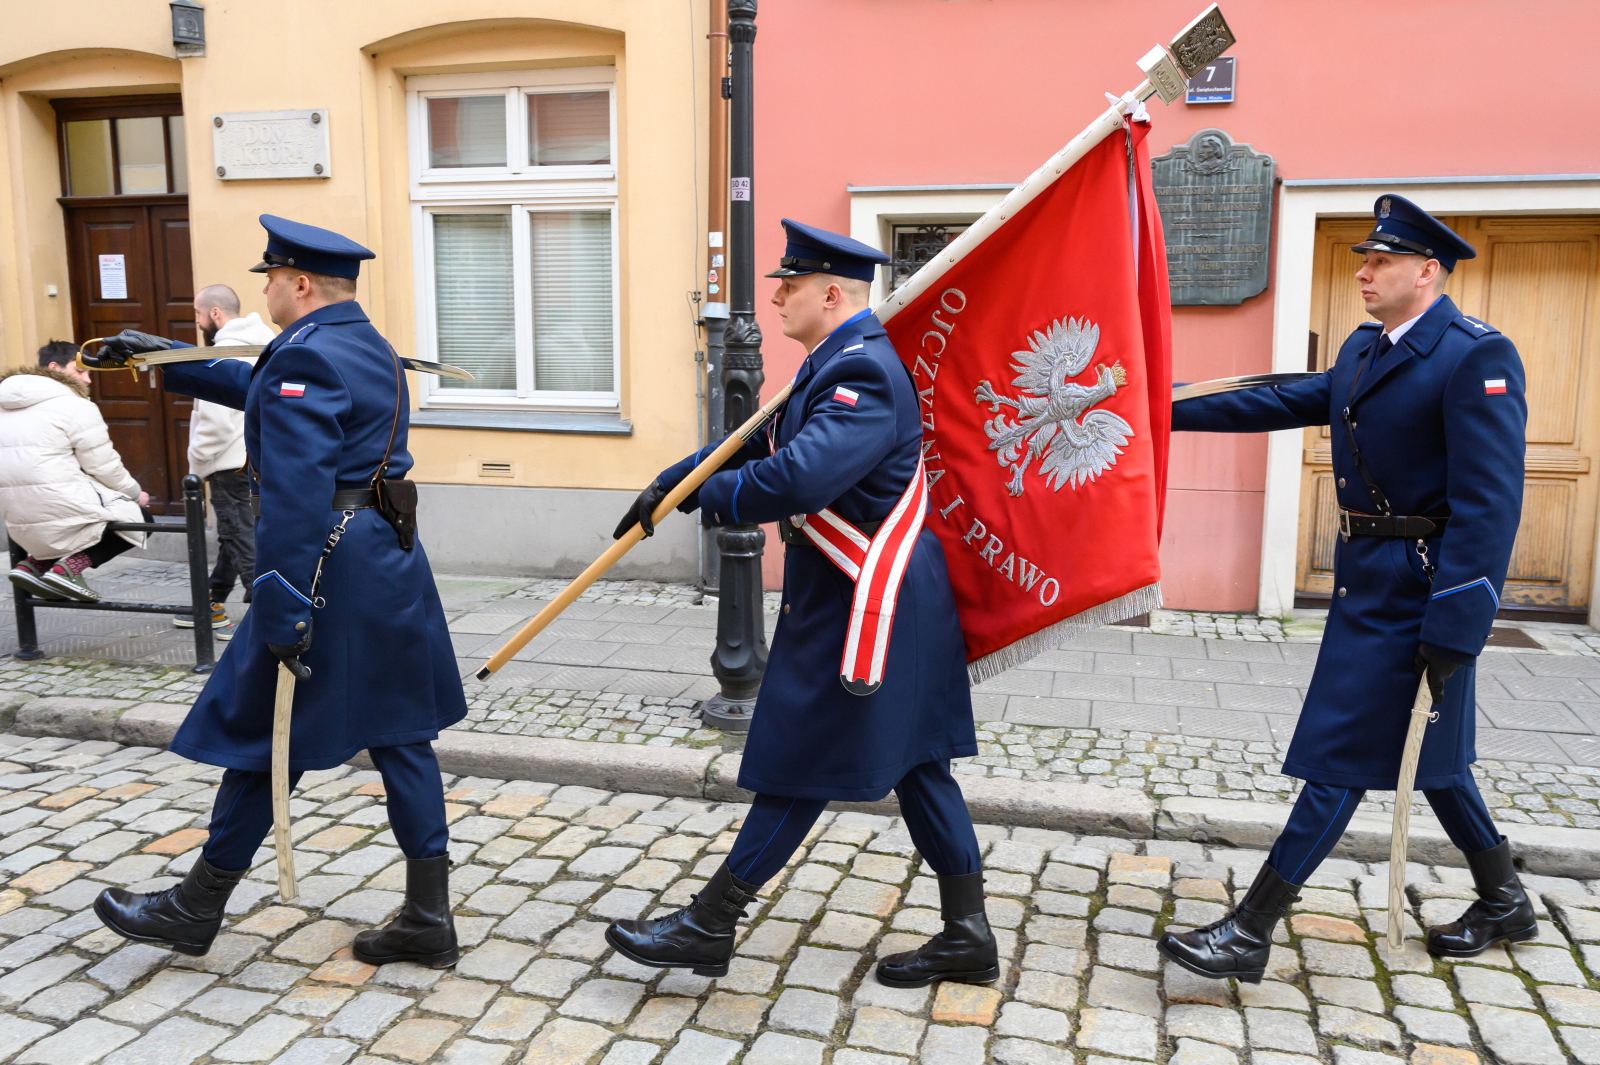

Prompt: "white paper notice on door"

[98,254,127,300]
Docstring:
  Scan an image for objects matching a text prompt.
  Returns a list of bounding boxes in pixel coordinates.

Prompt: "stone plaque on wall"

[1152,128,1274,305]
[212,110,330,181]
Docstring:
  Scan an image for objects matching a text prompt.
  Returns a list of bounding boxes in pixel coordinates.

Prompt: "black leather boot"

[876,871,999,988]
[1426,837,1536,957]
[604,862,758,977]
[93,858,246,956]
[352,855,458,968]
[1157,862,1300,982]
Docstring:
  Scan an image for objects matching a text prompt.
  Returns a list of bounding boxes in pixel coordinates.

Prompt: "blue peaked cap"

[249,214,375,280]
[766,219,890,283]
[1350,194,1476,272]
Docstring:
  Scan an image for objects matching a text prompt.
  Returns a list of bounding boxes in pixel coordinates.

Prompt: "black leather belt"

[250,488,378,518]
[778,517,883,546]
[1339,509,1449,540]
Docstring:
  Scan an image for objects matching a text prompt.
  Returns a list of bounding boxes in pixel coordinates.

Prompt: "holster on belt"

[375,477,418,551]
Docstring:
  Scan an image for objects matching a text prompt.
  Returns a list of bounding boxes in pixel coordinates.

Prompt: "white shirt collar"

[1383,295,1444,346]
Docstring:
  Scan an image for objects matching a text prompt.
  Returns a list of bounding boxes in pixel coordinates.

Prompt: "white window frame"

[408,67,620,411]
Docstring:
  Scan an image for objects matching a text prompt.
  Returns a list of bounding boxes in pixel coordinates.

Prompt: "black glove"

[269,621,314,681]
[614,480,670,539]
[1413,642,1463,703]
[85,330,173,368]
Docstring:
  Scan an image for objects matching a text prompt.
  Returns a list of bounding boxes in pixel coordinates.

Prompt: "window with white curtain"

[407,68,618,409]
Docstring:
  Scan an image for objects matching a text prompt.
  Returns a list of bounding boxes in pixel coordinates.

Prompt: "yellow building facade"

[0,1,711,577]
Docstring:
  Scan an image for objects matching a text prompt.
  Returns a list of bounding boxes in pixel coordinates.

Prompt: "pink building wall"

[747,0,1599,607]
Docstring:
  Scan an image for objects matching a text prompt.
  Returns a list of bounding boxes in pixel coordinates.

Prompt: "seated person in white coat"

[1,341,149,602]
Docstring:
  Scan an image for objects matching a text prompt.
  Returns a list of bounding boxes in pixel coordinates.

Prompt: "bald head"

[194,284,242,344]
[196,285,241,317]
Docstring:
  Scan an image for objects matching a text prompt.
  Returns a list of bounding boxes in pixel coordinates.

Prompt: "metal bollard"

[184,475,214,673]
[8,541,41,660]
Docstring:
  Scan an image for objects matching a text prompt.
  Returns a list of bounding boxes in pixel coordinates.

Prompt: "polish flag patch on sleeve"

[1484,379,1507,395]
[280,383,307,397]
[832,386,859,406]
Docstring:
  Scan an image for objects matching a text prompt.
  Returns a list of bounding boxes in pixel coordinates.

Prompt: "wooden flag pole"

[1388,677,1436,950]
[475,380,795,680]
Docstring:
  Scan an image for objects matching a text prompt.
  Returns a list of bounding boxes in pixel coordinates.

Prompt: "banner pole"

[874,91,1147,326]
[475,380,795,680]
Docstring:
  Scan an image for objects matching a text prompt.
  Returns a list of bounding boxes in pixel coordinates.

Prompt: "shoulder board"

[282,322,321,346]
[1451,315,1501,339]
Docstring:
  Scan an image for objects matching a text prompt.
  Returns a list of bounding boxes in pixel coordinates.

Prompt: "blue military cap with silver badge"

[248,214,376,279]
[1351,194,1476,272]
[765,218,891,283]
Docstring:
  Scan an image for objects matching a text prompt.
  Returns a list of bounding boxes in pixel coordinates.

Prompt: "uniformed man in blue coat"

[87,217,468,968]
[1158,196,1534,981]
[604,221,995,989]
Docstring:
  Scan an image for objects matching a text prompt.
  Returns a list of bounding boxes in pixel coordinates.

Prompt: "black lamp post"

[170,0,205,56]
[701,0,768,732]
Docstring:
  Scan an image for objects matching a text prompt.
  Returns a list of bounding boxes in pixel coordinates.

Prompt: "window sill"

[409,409,631,435]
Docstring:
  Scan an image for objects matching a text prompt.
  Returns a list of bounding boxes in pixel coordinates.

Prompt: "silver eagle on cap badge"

[1380,196,1392,218]
[973,317,1134,497]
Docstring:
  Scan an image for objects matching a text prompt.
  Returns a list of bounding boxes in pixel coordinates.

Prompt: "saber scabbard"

[475,380,796,680]
[1388,676,1436,950]
[272,662,299,903]
[75,339,476,382]
[1171,372,1323,402]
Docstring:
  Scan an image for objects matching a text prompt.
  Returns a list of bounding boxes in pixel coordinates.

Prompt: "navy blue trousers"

[1267,776,1501,885]
[726,759,982,886]
[203,741,449,871]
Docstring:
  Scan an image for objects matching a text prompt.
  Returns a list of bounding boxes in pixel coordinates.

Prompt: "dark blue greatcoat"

[659,310,975,801]
[159,301,466,772]
[1173,295,1526,790]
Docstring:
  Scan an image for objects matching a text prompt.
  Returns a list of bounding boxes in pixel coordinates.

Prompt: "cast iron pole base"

[703,523,767,732]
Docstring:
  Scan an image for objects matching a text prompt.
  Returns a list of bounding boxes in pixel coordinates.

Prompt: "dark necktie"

[1373,334,1394,362]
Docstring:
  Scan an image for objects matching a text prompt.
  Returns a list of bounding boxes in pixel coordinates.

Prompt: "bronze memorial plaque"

[1152,128,1274,306]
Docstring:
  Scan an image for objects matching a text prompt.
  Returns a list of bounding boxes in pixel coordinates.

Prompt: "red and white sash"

[790,456,929,696]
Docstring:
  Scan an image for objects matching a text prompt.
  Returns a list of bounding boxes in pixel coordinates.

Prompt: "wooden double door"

[1298,216,1600,619]
[64,199,196,515]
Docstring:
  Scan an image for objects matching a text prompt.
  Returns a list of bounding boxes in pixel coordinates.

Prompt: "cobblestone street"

[3,731,1600,1065]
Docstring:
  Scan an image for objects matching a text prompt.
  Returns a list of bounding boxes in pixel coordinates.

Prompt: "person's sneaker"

[8,557,64,600]
[174,603,233,640]
[39,560,99,602]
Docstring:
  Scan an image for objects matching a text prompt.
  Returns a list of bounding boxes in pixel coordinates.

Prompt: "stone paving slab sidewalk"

[9,556,1600,831]
[4,731,1600,1065]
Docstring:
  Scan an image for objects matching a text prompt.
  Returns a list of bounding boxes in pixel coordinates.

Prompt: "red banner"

[885,122,1172,678]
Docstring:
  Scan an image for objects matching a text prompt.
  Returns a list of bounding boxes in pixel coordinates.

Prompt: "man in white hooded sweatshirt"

[177,284,275,638]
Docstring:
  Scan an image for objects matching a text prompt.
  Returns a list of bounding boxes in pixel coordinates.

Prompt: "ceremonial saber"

[271,663,299,903]
[474,380,797,680]
[1388,676,1436,950]
[75,340,476,382]
[1171,372,1323,402]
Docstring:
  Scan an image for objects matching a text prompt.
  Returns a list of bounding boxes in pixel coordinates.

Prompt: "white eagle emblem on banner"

[973,316,1134,496]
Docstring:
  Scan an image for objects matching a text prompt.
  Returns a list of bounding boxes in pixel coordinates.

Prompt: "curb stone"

[351,730,717,798]
[0,689,34,732]
[10,689,1600,874]
[1159,795,1600,877]
[13,696,135,741]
